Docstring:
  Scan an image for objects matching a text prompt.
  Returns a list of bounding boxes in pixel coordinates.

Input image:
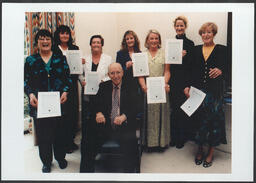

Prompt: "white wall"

[75,12,228,60]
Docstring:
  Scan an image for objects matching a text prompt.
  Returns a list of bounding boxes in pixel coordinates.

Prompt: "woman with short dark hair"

[24,29,72,173]
[79,34,113,172]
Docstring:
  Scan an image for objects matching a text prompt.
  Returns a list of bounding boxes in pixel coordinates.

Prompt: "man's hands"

[96,112,106,124]
[96,112,127,125]
[113,114,127,125]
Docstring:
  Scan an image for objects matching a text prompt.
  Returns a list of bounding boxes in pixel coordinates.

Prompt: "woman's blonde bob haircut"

[199,22,218,36]
[173,16,188,28]
[144,29,162,49]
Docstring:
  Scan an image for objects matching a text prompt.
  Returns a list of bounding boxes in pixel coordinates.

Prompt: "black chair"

[94,113,143,173]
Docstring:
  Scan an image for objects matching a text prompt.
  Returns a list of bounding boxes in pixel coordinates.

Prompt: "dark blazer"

[94,79,136,131]
[185,44,227,98]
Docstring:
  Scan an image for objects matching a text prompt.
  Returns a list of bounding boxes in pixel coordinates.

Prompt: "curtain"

[24,12,75,56]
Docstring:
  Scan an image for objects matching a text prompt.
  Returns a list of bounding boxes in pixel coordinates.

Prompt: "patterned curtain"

[24,12,75,56]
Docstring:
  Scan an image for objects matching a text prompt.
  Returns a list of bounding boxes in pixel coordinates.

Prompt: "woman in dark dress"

[116,30,143,117]
[169,16,195,149]
[24,29,72,173]
[53,25,85,153]
[184,22,227,168]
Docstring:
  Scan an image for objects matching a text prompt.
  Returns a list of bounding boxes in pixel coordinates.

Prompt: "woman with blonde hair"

[138,29,171,152]
[184,22,227,167]
[169,16,195,149]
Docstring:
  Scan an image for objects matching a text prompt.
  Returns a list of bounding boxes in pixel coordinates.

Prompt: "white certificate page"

[165,39,183,64]
[37,91,61,118]
[84,72,100,95]
[132,52,149,77]
[65,50,83,74]
[180,86,206,117]
[146,77,166,104]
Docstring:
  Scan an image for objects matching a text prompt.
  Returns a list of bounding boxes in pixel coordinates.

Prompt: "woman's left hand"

[165,83,170,93]
[60,92,68,104]
[209,67,222,79]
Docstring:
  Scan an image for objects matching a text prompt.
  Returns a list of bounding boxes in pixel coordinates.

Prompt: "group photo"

[23,11,232,175]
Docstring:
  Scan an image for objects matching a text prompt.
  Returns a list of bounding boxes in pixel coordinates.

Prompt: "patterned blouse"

[24,52,72,116]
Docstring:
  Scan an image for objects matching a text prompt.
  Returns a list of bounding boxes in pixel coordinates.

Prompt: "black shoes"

[67,143,79,154]
[176,143,184,149]
[195,153,204,165]
[203,157,213,168]
[169,141,185,149]
[42,165,51,173]
[57,159,68,169]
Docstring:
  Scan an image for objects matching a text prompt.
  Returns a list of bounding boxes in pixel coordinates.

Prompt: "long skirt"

[193,92,227,146]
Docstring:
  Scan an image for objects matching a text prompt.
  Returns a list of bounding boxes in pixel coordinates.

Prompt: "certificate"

[165,39,183,64]
[84,72,100,95]
[132,52,149,77]
[37,91,61,118]
[146,77,166,104]
[65,50,83,74]
[180,86,206,117]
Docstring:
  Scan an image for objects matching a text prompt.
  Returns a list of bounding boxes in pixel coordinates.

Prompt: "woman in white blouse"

[79,35,113,167]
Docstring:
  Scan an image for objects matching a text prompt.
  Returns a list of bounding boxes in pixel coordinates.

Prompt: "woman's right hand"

[81,81,86,87]
[184,87,190,98]
[126,61,133,69]
[82,58,86,64]
[29,93,38,108]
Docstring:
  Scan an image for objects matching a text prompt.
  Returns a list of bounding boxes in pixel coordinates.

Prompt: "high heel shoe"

[203,156,214,168]
[195,152,204,165]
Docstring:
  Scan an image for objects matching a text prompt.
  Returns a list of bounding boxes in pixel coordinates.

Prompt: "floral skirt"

[193,92,227,146]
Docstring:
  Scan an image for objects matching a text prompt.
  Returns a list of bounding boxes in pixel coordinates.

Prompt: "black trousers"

[65,76,79,149]
[33,117,66,166]
[80,121,138,173]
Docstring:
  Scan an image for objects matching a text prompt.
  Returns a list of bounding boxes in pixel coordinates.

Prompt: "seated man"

[80,62,138,173]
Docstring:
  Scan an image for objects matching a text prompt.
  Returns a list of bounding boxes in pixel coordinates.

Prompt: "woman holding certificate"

[184,22,227,168]
[53,25,84,154]
[169,16,195,149]
[138,29,171,152]
[79,35,113,165]
[24,29,72,173]
[116,30,143,117]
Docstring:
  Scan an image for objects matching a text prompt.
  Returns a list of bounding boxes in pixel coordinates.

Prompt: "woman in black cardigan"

[53,25,85,153]
[169,16,195,149]
[184,22,227,168]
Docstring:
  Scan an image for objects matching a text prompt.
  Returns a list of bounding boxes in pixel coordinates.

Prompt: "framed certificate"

[146,77,166,104]
[132,52,149,77]
[165,39,183,64]
[84,72,101,95]
[65,50,83,74]
[37,91,61,118]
